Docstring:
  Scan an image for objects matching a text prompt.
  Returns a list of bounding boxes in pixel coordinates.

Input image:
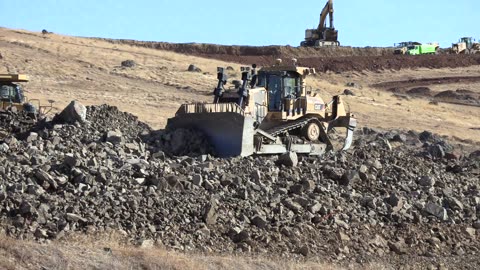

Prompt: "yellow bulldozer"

[451,37,480,54]
[167,59,356,157]
[0,74,50,119]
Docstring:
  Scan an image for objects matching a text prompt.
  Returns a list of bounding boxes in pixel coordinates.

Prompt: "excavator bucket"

[166,103,255,158]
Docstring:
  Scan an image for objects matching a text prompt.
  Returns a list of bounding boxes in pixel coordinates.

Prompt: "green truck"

[406,43,438,55]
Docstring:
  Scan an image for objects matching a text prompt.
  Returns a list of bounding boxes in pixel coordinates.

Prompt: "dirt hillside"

[95,38,395,57]
[1,27,479,142]
[97,38,480,73]
[1,27,480,270]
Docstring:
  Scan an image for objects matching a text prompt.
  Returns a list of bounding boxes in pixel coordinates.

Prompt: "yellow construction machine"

[451,37,480,54]
[301,0,339,47]
[167,60,356,157]
[0,74,50,119]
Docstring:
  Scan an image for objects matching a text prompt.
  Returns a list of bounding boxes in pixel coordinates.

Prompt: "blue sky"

[0,0,478,47]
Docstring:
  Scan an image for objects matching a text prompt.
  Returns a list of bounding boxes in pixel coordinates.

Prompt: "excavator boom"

[319,0,334,31]
[301,0,339,47]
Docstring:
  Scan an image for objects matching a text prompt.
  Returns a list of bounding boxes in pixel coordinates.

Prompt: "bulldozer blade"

[166,112,255,158]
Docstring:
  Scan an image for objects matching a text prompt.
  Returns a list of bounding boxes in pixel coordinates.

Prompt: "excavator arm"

[318,0,334,32]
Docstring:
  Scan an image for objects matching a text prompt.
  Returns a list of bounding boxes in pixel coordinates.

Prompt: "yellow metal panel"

[0,74,29,82]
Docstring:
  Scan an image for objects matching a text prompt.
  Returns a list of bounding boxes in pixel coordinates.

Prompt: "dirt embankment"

[208,55,480,73]
[203,54,480,73]
[94,38,480,73]
[372,76,480,107]
[236,54,480,73]
[299,55,480,73]
[93,38,394,58]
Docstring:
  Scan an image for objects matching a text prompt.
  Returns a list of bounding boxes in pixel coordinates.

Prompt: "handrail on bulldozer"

[176,102,246,116]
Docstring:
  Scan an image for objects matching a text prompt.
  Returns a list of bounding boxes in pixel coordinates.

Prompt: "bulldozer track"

[266,117,318,137]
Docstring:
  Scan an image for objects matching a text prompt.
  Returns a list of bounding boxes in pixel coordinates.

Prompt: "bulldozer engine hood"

[308,97,325,111]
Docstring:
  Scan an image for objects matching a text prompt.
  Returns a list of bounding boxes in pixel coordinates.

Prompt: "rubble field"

[0,104,479,269]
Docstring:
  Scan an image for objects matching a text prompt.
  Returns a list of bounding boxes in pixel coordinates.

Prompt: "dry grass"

[0,233,392,270]
[0,28,244,128]
[1,27,480,144]
[308,69,480,144]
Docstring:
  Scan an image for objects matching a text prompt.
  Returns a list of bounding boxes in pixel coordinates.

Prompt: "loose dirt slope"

[0,28,244,128]
[94,38,395,57]
[1,28,480,143]
[98,38,480,73]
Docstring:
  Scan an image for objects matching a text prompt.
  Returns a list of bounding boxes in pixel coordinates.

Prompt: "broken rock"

[277,152,298,167]
[54,100,87,124]
[339,170,360,186]
[424,203,448,221]
[106,130,123,145]
[251,215,267,229]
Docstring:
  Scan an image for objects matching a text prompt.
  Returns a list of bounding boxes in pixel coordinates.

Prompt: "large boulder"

[277,152,298,167]
[187,64,202,72]
[54,101,87,124]
[121,60,136,68]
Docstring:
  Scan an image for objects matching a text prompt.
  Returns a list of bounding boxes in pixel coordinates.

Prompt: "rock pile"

[144,128,212,157]
[0,103,479,265]
[0,110,36,139]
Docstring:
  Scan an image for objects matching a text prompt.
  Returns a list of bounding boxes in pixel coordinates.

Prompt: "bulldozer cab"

[255,61,315,119]
[460,37,473,47]
[0,74,28,105]
[0,83,25,104]
[257,70,301,112]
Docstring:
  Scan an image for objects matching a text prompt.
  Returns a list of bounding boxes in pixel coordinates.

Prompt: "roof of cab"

[0,74,29,82]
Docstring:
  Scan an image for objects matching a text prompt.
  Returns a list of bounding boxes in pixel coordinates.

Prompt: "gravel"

[0,102,479,265]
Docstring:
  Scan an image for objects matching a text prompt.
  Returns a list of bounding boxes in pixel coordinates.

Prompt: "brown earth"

[371,76,480,107]
[97,38,480,73]
[200,54,480,73]
[95,38,394,57]
[297,55,480,73]
[372,76,480,90]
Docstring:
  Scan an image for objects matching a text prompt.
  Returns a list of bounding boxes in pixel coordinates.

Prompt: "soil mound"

[96,38,480,73]
[407,87,432,96]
